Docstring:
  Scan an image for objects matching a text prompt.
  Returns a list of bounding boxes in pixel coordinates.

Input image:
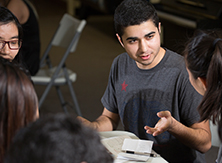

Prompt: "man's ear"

[158,22,161,34]
[198,77,207,90]
[116,33,124,48]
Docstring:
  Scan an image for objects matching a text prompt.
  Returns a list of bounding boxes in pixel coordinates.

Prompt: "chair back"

[52,14,86,52]
[39,14,86,68]
[32,14,85,116]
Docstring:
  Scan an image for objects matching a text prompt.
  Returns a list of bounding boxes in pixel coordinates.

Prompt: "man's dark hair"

[114,0,159,37]
[4,114,114,163]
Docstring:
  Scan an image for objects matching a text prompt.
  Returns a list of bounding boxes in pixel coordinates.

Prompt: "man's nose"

[139,40,148,53]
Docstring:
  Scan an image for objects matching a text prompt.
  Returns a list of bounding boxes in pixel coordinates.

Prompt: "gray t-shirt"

[101,49,205,163]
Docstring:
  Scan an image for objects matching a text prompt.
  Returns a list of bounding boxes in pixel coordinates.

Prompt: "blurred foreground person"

[4,114,113,163]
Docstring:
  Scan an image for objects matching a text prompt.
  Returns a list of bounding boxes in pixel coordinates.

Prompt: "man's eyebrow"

[125,31,156,41]
[126,37,138,41]
[145,31,155,37]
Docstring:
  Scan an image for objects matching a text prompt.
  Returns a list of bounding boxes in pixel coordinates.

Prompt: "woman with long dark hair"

[184,29,222,163]
[0,58,39,162]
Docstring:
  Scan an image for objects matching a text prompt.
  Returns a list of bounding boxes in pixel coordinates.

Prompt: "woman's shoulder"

[7,0,29,24]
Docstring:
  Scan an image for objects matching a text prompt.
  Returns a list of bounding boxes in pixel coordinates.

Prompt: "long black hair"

[0,57,38,161]
[184,29,222,141]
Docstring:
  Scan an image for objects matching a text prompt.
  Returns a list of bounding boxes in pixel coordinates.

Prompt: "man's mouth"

[140,55,151,60]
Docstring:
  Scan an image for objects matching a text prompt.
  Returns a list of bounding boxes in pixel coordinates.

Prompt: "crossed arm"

[78,109,211,153]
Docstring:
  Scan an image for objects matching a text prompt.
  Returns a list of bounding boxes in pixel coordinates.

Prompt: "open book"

[101,135,154,162]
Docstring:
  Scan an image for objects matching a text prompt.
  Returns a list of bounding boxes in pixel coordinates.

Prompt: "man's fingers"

[145,127,163,136]
[144,126,162,136]
[157,111,171,118]
[144,126,155,133]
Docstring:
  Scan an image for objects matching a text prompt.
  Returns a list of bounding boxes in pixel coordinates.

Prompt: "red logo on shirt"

[121,81,128,92]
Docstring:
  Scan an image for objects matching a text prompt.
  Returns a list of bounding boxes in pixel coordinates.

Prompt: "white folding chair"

[31,14,86,116]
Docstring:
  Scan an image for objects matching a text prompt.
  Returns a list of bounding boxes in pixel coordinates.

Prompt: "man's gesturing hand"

[144,111,173,136]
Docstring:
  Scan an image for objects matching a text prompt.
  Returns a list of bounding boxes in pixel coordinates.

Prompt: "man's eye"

[147,35,154,39]
[129,39,136,43]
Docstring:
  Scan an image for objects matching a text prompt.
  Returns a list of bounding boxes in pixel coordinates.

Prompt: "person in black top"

[1,0,40,76]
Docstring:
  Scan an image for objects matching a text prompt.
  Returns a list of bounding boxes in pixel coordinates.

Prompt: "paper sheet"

[117,152,150,162]
[101,134,154,162]
[122,138,153,154]
[101,135,131,157]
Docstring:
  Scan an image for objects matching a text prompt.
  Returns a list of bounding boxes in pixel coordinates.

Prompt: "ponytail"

[184,29,222,141]
[197,38,222,141]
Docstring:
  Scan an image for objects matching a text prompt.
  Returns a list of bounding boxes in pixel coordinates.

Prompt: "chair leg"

[39,84,52,109]
[63,68,82,116]
[38,75,58,109]
[55,86,69,114]
[68,81,82,116]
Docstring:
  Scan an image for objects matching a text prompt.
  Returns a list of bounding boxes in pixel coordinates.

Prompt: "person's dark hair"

[184,29,222,140]
[0,58,38,161]
[114,0,159,37]
[0,6,22,42]
[4,114,114,163]
[0,6,23,63]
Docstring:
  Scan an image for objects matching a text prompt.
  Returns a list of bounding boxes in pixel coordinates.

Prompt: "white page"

[101,135,131,157]
[117,152,150,162]
[122,139,153,154]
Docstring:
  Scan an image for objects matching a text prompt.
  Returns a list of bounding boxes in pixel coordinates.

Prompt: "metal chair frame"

[32,14,86,116]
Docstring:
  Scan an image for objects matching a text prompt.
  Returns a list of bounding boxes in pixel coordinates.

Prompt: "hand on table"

[144,111,173,136]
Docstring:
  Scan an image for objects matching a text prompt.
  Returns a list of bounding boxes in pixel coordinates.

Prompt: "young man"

[78,0,211,162]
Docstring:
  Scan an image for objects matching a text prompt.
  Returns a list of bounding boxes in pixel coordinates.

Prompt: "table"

[100,131,168,163]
